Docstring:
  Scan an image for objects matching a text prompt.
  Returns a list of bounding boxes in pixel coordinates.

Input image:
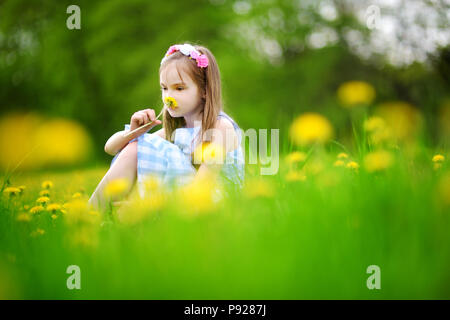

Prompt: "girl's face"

[160,62,204,119]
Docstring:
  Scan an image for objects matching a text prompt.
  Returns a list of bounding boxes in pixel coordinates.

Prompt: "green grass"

[1,145,449,299]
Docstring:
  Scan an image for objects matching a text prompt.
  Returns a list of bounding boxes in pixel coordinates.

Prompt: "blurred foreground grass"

[1,148,449,299]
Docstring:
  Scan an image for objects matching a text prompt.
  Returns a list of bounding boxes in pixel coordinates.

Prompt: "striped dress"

[111,111,245,198]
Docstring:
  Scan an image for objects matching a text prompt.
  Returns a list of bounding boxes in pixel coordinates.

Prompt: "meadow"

[1,93,449,299]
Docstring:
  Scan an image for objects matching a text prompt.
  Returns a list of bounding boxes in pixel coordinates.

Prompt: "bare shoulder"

[153,128,165,139]
[213,117,239,152]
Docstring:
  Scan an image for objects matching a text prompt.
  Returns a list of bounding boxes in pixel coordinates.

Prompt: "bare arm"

[104,128,165,156]
[104,130,131,156]
[104,108,163,156]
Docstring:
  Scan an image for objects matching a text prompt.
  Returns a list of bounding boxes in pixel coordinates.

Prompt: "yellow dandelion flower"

[285,170,307,182]
[29,205,44,214]
[51,214,58,220]
[374,101,423,142]
[285,151,307,164]
[346,161,360,170]
[41,181,53,189]
[34,119,93,167]
[47,203,61,213]
[36,196,50,205]
[3,187,21,197]
[364,116,386,132]
[72,192,82,199]
[289,113,334,146]
[369,126,392,145]
[64,199,101,225]
[337,153,349,159]
[143,175,163,193]
[364,150,394,172]
[16,213,32,222]
[337,81,375,107]
[177,175,221,213]
[243,178,275,198]
[334,160,345,167]
[39,190,50,197]
[117,194,164,225]
[164,96,178,110]
[104,178,130,198]
[192,142,225,165]
[432,154,445,163]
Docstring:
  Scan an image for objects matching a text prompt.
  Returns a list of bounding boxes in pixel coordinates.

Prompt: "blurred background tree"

[0,0,448,167]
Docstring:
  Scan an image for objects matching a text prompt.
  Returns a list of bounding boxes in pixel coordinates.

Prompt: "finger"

[145,109,156,122]
[137,114,145,126]
[140,111,151,124]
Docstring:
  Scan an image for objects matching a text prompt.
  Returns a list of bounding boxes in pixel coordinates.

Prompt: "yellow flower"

[364,116,386,132]
[17,213,32,222]
[64,199,101,225]
[117,194,164,225]
[47,203,61,213]
[177,175,222,214]
[39,190,50,197]
[285,151,307,164]
[51,214,58,220]
[142,175,163,193]
[346,161,360,170]
[363,150,394,172]
[243,178,274,198]
[289,113,334,146]
[72,192,82,199]
[333,160,345,167]
[164,96,178,110]
[36,196,50,205]
[41,181,53,189]
[337,81,375,107]
[285,170,307,182]
[29,205,44,214]
[192,142,225,165]
[432,154,445,163]
[34,119,93,167]
[374,101,423,142]
[3,187,21,197]
[337,153,348,159]
[104,178,130,198]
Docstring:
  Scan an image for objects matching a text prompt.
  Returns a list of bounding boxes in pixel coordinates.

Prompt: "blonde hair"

[159,43,223,152]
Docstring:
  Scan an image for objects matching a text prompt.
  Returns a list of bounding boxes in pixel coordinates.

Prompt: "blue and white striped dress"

[111,111,245,198]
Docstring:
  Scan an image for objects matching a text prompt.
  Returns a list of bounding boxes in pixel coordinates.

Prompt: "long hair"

[159,43,222,153]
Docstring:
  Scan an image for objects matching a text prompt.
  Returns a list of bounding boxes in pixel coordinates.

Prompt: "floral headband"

[160,43,209,68]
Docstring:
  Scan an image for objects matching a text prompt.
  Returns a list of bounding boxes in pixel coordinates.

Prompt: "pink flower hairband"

[160,44,209,68]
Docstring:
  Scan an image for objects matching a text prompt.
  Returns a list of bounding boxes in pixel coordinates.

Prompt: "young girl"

[88,43,245,210]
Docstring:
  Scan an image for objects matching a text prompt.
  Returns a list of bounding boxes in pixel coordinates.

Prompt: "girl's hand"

[129,109,162,134]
